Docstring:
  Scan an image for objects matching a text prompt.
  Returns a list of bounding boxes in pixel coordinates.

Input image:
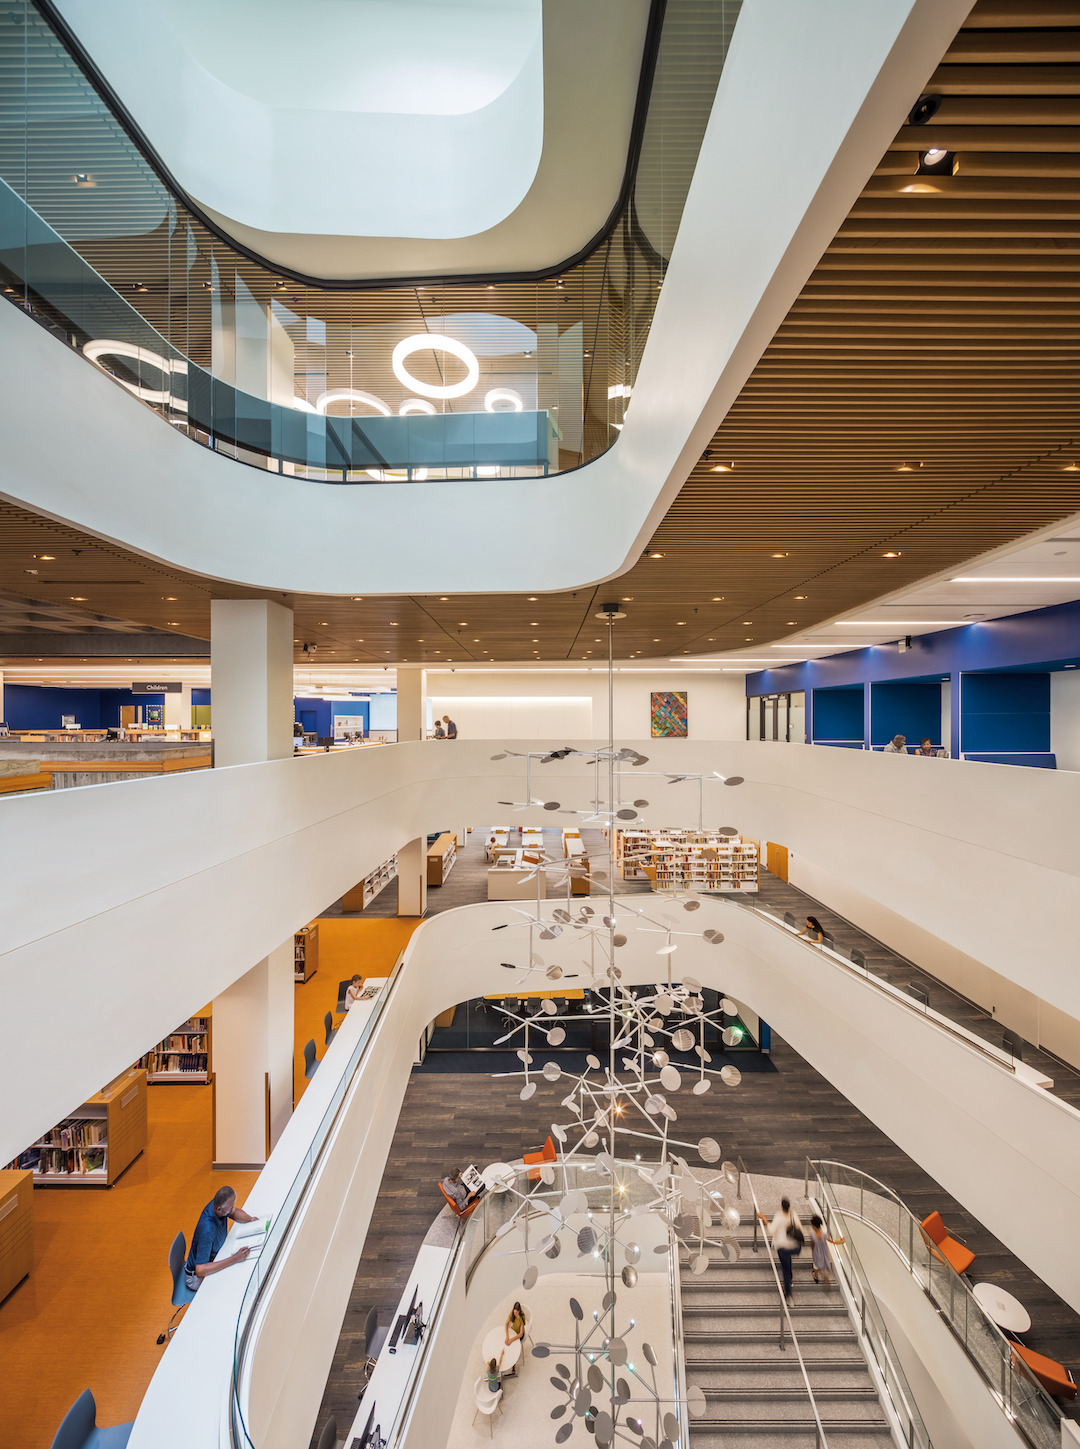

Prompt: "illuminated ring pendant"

[83,338,188,410]
[315,389,391,417]
[391,334,479,400]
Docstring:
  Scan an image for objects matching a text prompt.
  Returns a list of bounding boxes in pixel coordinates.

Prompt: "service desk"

[487,852,546,901]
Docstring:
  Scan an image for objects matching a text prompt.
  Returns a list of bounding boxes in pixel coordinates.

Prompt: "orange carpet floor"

[2,916,420,1449]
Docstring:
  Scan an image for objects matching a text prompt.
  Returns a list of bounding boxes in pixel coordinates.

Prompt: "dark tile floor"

[309,828,1080,1447]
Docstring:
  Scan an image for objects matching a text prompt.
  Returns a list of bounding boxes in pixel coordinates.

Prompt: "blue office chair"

[303,1038,319,1078]
[50,1389,133,1449]
[155,1231,196,1343]
[324,1011,337,1047]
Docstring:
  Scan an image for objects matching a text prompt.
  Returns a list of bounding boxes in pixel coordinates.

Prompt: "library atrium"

[2,3,1080,1449]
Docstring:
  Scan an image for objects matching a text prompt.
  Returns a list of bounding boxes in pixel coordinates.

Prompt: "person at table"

[502,1300,526,1374]
[797,915,826,943]
[184,1185,257,1291]
[486,1358,501,1393]
[440,1166,481,1212]
[883,734,908,754]
[915,737,949,758]
[443,714,458,739]
[345,974,364,1008]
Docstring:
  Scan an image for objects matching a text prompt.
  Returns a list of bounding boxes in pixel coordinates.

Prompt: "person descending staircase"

[679,1180,893,1448]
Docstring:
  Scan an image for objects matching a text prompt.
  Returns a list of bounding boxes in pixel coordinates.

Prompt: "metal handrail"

[723,895,1028,1078]
[808,1159,1063,1449]
[737,1165,830,1448]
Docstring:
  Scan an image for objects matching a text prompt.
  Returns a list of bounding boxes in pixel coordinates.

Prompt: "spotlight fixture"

[711,461,735,472]
[1063,463,1080,472]
[73,171,95,187]
[883,551,902,558]
[33,554,55,560]
[648,551,665,559]
[771,552,788,558]
[907,94,942,126]
[917,148,956,176]
[132,281,149,293]
[274,280,288,289]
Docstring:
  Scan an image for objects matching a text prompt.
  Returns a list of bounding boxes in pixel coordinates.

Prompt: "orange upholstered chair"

[920,1211,975,1276]
[439,1182,479,1219]
[1011,1342,1077,1400]
[523,1135,557,1182]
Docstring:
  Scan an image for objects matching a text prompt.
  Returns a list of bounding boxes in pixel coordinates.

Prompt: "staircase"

[681,1215,894,1448]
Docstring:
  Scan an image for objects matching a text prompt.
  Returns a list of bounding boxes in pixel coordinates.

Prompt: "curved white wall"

[0,0,971,593]
[3,739,1079,1164]
[128,894,1080,1449]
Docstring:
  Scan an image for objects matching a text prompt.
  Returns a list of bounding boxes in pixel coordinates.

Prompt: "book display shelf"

[144,1013,212,1083]
[295,923,319,983]
[0,1170,32,1302]
[612,827,759,893]
[342,853,398,911]
[427,833,457,887]
[6,1068,147,1187]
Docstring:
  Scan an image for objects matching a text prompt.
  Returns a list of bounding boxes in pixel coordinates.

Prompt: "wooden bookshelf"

[11,1069,147,1187]
[341,853,398,911]
[426,833,457,887]
[612,827,759,894]
[295,923,319,983]
[0,1170,32,1303]
[145,1012,212,1083]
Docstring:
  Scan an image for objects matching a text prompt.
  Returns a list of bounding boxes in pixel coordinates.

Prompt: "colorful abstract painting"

[651,690,688,737]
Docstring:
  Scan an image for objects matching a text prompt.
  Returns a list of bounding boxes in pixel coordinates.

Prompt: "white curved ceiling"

[53,0,652,278]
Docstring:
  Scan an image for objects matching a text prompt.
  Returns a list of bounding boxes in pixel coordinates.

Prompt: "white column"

[210,599,293,768]
[212,942,293,1168]
[397,837,428,917]
[163,684,190,731]
[396,667,426,742]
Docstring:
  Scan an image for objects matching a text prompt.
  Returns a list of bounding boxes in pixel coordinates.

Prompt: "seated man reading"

[184,1185,258,1291]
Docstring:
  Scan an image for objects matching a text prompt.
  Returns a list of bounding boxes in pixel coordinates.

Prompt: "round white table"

[482,1326,522,1373]
[973,1282,1031,1334]
[481,1161,516,1193]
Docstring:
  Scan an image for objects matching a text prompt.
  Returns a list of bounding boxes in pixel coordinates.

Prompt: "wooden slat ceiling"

[3,0,1080,668]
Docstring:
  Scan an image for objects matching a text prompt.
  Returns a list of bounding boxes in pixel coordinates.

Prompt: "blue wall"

[811,686,863,744]
[961,673,1049,753]
[5,685,164,729]
[292,697,369,739]
[870,679,942,748]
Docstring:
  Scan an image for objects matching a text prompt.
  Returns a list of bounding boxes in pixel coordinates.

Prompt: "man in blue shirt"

[184,1185,257,1292]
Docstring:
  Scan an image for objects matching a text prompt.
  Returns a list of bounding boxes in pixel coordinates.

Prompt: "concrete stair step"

[685,1380,880,1403]
[690,1426,893,1449]
[685,1354,870,1373]
[686,1366,877,1392]
[685,1328,860,1346]
[694,1399,888,1426]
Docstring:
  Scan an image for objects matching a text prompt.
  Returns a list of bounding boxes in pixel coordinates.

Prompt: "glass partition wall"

[746,691,805,743]
[0,0,741,483]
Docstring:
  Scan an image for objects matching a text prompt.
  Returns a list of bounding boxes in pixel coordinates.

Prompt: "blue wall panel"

[812,686,863,742]
[4,685,163,729]
[870,679,941,748]
[961,673,1049,754]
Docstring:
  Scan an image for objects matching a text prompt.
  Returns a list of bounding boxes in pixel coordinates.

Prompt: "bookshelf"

[426,833,457,887]
[612,827,759,894]
[145,1013,212,1083]
[341,853,398,911]
[295,923,319,983]
[8,1069,147,1187]
[0,1170,32,1303]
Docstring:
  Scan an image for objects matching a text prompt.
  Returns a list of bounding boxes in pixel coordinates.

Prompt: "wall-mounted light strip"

[950,577,1080,584]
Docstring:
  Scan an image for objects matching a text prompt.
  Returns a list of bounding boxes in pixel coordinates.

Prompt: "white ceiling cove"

[54,0,651,278]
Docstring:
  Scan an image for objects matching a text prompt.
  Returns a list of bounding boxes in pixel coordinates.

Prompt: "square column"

[397,837,428,917]
[396,667,426,742]
[210,599,293,768]
[163,683,192,731]
[212,941,294,1169]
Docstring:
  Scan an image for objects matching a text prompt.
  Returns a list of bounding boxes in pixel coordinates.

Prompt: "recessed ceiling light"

[621,596,633,602]
[530,621,538,626]
[711,596,724,602]
[390,622,399,626]
[167,621,179,626]
[352,596,364,601]
[70,595,86,601]
[883,552,901,558]
[527,596,537,601]
[34,554,55,560]
[1063,463,1080,473]
[458,621,468,626]
[787,621,797,625]
[771,553,788,558]
[648,551,665,559]
[676,621,685,625]
[742,621,752,625]
[794,595,807,600]
[711,462,734,472]
[320,621,328,625]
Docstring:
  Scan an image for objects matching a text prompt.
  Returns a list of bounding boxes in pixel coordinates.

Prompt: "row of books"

[150,1053,207,1073]
[12,1145,107,1175]
[36,1117,106,1149]
[159,1034,208,1053]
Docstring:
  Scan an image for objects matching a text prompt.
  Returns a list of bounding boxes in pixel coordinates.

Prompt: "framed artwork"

[651,690,688,738]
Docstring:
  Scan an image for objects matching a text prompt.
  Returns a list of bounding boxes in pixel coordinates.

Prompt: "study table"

[481,1325,521,1374]
[973,1282,1031,1334]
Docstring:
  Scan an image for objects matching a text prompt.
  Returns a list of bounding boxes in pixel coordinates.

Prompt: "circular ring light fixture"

[315,388,391,417]
[83,338,187,409]
[365,468,429,482]
[292,397,317,414]
[399,398,437,416]
[391,334,479,400]
[484,387,524,413]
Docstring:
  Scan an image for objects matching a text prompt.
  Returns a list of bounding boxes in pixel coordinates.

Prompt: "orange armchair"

[524,1135,557,1182]
[439,1182,480,1219]
[1011,1342,1077,1400]
[920,1211,975,1276]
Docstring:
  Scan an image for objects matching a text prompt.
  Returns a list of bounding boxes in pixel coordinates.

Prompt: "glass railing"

[0,0,741,483]
[229,953,406,1449]
[808,1160,1063,1449]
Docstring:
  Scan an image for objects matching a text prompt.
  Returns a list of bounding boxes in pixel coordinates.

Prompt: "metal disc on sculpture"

[602,1289,617,1311]
[621,1264,639,1288]
[522,1264,539,1289]
[561,1189,587,1216]
[553,908,572,924]
[653,1241,671,1254]
[546,966,564,981]
[570,1297,584,1321]
[651,1046,666,1064]
[662,1105,677,1121]
[521,1081,537,1100]
[587,1364,604,1392]
[496,1220,518,1238]
[551,1122,567,1142]
[597,1151,616,1173]
[721,1027,742,1047]
[594,1412,614,1448]
[603,915,617,929]
[532,953,545,967]
[682,899,701,912]
[671,1028,695,1052]
[547,1026,566,1046]
[624,1241,641,1263]
[580,906,595,917]
[517,1049,533,1063]
[607,1337,628,1366]
[555,1424,574,1445]
[687,1386,708,1418]
[634,798,650,808]
[616,808,638,820]
[539,927,560,941]
[575,1387,592,1416]
[532,1343,550,1357]
[654,993,673,1015]
[692,1079,712,1095]
[698,1136,721,1163]
[663,1413,680,1441]
[660,1064,681,1092]
[556,1364,571,1381]
[542,998,559,1015]
[691,1253,711,1275]
[721,1065,742,1086]
[545,1237,562,1260]
[644,1096,663,1115]
[718,826,739,837]
[626,1418,643,1437]
[591,870,609,882]
[543,1061,562,1081]
[703,929,724,945]
[615,1378,631,1404]
[550,1405,566,1421]
[721,1239,741,1262]
[583,1131,599,1147]
[722,1160,739,1183]
[683,974,702,992]
[577,1226,598,1255]
[544,800,561,811]
[721,997,739,1015]
[612,934,628,951]
[723,1205,741,1230]
[540,1164,556,1185]
[651,1162,670,1185]
[587,1054,601,1070]
[491,753,507,761]
[657,943,678,956]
